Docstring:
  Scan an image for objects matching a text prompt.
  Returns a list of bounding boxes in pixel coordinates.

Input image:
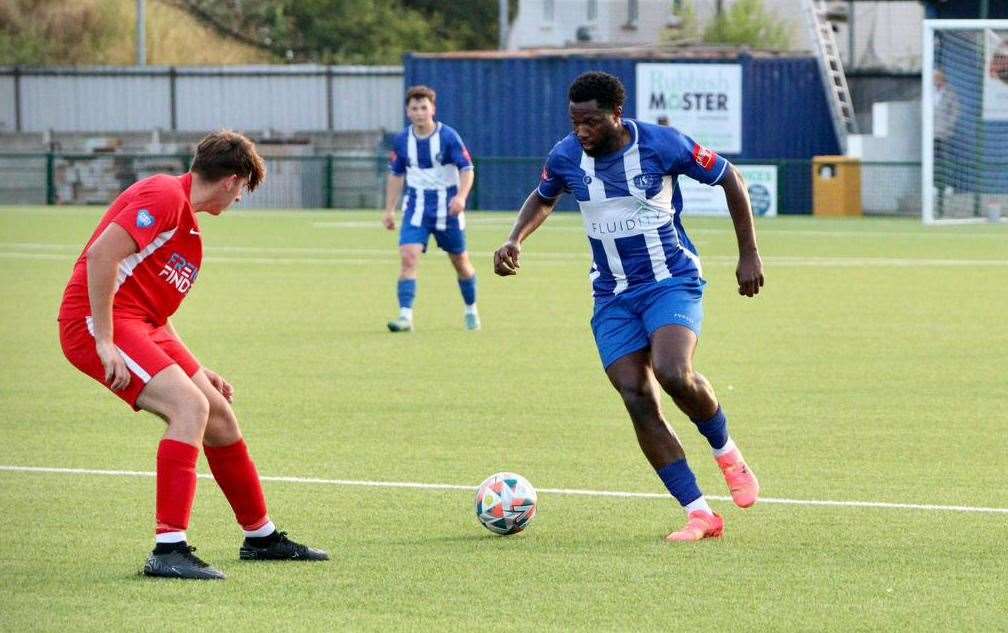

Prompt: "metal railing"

[0,152,924,216]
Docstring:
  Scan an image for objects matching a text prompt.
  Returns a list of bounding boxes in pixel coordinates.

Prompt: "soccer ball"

[474,472,538,535]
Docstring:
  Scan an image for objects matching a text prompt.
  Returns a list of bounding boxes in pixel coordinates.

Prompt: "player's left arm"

[669,128,763,297]
[163,318,234,402]
[450,168,474,216]
[719,165,764,297]
[448,130,475,216]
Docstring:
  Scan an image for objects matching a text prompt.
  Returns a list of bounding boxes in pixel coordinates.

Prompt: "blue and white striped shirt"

[536,119,730,297]
[389,122,474,231]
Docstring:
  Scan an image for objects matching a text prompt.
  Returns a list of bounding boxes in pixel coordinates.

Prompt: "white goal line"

[1,465,1006,515]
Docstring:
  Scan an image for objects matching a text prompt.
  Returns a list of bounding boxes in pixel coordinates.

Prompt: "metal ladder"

[802,0,858,153]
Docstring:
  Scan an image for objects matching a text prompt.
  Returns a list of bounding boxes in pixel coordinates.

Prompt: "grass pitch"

[1,207,1006,631]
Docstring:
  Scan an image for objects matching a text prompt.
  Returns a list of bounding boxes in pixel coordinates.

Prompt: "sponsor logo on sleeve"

[462,147,472,163]
[388,150,398,164]
[136,209,155,229]
[692,143,718,172]
[540,166,552,182]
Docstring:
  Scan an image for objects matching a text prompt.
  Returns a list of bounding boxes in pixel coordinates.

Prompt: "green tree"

[703,0,793,50]
[402,0,517,51]
[170,0,511,64]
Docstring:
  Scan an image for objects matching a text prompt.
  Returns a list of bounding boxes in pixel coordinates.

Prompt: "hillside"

[0,0,273,66]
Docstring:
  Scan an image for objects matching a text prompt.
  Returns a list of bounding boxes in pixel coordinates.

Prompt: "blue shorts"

[590,277,706,369]
[399,223,467,255]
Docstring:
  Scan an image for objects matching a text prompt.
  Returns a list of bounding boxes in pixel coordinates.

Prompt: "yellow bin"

[812,156,862,216]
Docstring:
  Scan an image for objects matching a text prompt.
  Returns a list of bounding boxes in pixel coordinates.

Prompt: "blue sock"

[656,458,703,507]
[397,278,416,309]
[692,406,729,451]
[457,275,477,306]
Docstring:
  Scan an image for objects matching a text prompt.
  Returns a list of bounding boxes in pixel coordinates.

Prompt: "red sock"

[204,439,270,531]
[155,439,199,535]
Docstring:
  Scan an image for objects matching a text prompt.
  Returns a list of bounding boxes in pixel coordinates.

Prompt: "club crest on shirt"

[136,209,155,229]
[692,143,718,172]
[633,173,660,189]
[583,175,593,185]
[435,151,444,163]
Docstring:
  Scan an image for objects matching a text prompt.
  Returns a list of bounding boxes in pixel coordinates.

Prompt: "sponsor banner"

[679,165,777,217]
[983,29,1008,121]
[635,63,742,153]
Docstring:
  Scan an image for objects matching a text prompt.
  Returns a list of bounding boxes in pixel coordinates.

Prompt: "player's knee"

[653,363,694,398]
[205,403,240,445]
[615,382,656,413]
[168,391,210,433]
[401,253,420,271]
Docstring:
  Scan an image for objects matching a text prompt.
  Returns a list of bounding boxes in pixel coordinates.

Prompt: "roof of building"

[410,43,814,61]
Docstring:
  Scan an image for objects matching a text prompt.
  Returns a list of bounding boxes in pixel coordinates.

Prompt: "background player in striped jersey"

[382,85,480,332]
[493,72,764,542]
[58,131,327,579]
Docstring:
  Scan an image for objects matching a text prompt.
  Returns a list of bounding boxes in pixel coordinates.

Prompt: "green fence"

[0,153,389,210]
[0,152,922,216]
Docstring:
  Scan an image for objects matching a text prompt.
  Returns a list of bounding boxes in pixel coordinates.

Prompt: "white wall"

[508,0,677,49]
[0,66,403,134]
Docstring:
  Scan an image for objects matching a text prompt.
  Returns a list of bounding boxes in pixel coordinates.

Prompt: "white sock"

[399,307,413,321]
[464,304,478,316]
[713,437,737,458]
[243,520,276,539]
[155,531,187,544]
[685,496,713,515]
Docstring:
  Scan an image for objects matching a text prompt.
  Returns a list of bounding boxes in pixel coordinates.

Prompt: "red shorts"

[58,317,201,411]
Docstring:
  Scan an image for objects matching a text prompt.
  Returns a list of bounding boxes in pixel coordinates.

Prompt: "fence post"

[13,66,22,133]
[324,155,334,209]
[46,152,56,205]
[169,67,177,131]
[326,66,334,132]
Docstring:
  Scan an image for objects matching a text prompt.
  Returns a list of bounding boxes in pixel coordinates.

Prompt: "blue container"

[404,51,839,213]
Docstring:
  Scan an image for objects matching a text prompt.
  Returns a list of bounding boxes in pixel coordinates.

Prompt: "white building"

[507,0,681,50]
[507,0,925,71]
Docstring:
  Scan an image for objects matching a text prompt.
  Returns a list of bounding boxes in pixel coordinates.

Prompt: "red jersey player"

[58,131,327,580]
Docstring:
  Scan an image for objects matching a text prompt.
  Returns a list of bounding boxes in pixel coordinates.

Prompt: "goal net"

[922,20,1008,224]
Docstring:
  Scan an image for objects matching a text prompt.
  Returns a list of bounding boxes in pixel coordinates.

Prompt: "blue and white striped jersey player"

[382,85,479,332]
[493,72,764,542]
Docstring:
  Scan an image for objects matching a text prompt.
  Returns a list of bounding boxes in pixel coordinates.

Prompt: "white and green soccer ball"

[474,472,538,535]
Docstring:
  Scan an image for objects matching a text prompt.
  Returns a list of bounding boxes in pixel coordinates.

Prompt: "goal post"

[922,20,1008,224]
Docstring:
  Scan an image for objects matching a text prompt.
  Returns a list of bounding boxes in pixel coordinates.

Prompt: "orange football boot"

[716,447,759,508]
[664,510,725,542]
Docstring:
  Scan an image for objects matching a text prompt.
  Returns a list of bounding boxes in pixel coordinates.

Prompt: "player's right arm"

[85,223,139,391]
[382,143,408,231]
[382,174,404,230]
[493,190,558,276]
[494,155,566,276]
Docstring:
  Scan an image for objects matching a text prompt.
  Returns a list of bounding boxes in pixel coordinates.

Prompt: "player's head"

[190,130,266,214]
[933,70,947,89]
[405,85,436,128]
[568,72,626,156]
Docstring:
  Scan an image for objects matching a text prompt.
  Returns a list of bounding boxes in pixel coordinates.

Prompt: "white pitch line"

[1,465,1006,515]
[1,245,1008,268]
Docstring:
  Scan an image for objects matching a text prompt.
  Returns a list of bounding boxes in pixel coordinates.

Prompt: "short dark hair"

[568,72,625,111]
[405,85,436,105]
[191,130,266,192]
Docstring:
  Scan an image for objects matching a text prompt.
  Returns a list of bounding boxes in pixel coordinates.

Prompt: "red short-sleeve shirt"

[58,173,203,325]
